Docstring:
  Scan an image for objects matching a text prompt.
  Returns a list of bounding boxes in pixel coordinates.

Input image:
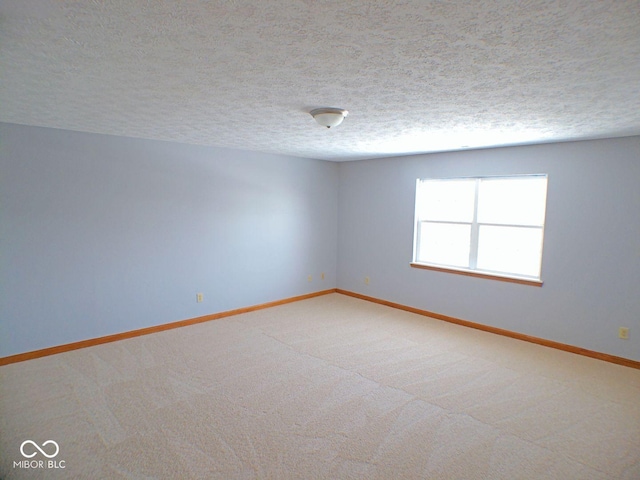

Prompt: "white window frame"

[412,174,548,286]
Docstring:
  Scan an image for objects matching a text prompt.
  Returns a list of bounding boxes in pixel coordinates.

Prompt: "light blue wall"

[0,123,338,357]
[337,137,640,361]
[2,123,639,362]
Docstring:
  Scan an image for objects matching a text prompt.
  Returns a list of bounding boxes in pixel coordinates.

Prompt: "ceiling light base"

[310,108,348,128]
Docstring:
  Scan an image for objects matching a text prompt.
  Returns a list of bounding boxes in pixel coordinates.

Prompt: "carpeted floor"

[1,293,639,479]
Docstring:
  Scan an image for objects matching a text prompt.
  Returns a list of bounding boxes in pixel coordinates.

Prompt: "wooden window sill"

[410,262,543,287]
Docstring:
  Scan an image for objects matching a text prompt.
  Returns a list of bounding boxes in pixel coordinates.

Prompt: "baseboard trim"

[0,289,337,366]
[4,287,637,370]
[336,289,640,370]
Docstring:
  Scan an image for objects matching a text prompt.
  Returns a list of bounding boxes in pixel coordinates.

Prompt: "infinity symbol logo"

[20,440,59,459]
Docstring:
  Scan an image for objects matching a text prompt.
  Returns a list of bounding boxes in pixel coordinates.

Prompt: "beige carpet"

[1,293,639,479]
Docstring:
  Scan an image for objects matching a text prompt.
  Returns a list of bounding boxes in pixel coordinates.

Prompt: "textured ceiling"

[1,1,639,161]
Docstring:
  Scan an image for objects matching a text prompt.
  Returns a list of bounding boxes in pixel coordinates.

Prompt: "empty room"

[1,1,639,479]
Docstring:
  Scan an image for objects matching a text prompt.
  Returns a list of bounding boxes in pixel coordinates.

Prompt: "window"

[412,175,548,284]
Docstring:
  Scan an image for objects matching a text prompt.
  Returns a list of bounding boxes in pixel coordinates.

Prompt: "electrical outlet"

[321,272,325,280]
[307,275,312,282]
[364,276,370,285]
[619,327,629,340]
[196,293,204,303]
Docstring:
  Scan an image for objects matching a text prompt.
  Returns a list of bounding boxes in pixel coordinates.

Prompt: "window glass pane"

[417,179,475,222]
[477,176,547,226]
[418,222,471,268]
[477,225,543,277]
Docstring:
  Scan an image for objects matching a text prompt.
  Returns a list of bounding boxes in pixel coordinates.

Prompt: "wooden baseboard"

[4,287,637,370]
[0,289,337,367]
[336,289,640,370]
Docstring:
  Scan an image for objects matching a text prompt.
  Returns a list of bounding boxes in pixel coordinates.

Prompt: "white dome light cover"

[310,107,348,128]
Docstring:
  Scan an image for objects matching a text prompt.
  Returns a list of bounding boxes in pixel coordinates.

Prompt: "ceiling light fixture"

[310,107,348,128]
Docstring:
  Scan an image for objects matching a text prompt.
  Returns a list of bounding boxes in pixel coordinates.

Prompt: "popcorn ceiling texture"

[1,0,639,160]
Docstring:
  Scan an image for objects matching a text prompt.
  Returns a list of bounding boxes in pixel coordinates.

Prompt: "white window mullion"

[468,179,480,269]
